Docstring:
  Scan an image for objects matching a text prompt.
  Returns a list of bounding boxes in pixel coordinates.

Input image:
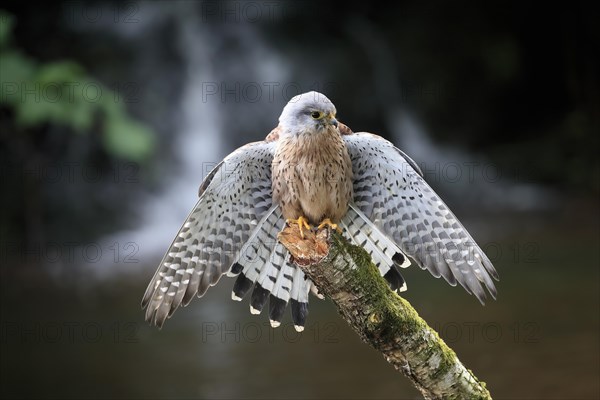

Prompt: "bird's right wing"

[141,141,277,327]
[343,132,498,304]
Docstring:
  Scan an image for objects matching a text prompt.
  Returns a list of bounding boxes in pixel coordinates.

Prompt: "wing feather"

[344,132,498,303]
[142,141,277,327]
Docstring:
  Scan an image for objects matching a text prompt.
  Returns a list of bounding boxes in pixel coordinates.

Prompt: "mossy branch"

[278,226,492,400]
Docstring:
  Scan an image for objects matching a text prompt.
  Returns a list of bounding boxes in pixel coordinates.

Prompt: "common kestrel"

[142,91,498,331]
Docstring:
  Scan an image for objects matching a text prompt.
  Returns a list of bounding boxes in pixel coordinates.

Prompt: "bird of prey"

[142,91,498,331]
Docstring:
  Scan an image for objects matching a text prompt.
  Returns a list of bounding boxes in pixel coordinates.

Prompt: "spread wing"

[141,141,277,326]
[344,132,499,303]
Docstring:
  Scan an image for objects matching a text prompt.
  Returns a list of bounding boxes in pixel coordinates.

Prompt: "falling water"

[79,1,289,279]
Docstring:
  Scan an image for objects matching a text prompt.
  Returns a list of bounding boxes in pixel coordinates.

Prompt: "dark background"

[1,1,598,399]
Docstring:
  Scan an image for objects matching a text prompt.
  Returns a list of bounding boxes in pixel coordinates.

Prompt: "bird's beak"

[329,117,338,127]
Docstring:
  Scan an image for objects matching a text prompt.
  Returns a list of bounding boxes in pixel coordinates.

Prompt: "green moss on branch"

[279,228,492,400]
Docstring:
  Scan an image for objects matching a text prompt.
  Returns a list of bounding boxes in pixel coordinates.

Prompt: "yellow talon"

[317,218,341,233]
[286,216,312,239]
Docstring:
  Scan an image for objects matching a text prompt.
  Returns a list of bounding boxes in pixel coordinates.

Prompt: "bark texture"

[278,226,492,400]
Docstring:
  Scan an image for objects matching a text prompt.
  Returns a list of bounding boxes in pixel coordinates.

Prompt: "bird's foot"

[317,218,342,233]
[286,216,312,239]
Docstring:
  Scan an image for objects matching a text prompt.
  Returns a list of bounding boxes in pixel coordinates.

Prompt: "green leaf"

[36,60,85,83]
[0,10,14,49]
[1,11,156,161]
[0,51,36,104]
[103,113,155,161]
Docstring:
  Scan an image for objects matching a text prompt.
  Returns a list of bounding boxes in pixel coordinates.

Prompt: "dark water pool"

[1,211,598,399]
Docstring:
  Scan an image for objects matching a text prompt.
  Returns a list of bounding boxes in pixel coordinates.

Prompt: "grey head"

[278,91,338,134]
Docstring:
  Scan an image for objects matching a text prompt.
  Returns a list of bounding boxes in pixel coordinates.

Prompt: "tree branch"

[278,226,492,400]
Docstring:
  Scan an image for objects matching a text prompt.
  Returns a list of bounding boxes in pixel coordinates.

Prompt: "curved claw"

[317,218,341,233]
[286,216,312,238]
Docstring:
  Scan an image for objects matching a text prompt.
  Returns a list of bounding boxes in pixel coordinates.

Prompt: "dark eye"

[311,111,321,119]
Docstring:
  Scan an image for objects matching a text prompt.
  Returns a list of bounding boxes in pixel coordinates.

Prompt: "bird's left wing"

[142,141,277,327]
[344,132,499,303]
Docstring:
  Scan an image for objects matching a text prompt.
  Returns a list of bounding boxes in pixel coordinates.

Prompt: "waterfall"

[79,1,289,279]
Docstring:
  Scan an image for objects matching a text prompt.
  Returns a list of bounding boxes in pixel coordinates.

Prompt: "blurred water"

[2,208,598,399]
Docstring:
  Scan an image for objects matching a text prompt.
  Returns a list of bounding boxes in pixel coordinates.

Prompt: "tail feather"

[268,295,287,327]
[290,265,310,331]
[250,284,269,314]
[232,273,253,301]
[271,246,294,302]
[340,219,394,276]
[341,205,411,293]
[236,207,284,282]
[229,207,313,330]
[268,244,295,327]
[383,267,407,292]
[229,206,282,305]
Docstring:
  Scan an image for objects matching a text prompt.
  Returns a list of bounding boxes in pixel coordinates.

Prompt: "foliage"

[0,10,154,161]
